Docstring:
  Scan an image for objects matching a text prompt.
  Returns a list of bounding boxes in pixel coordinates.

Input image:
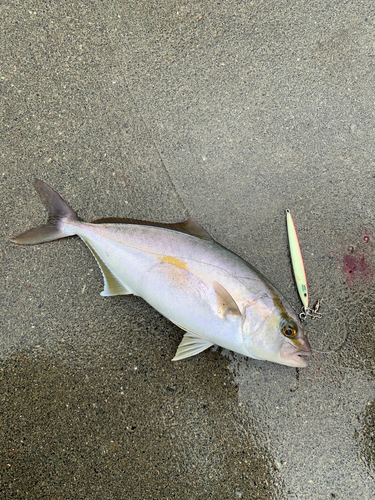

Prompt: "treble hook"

[299,298,323,321]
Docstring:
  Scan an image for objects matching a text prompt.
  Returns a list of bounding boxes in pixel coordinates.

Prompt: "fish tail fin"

[11,179,81,245]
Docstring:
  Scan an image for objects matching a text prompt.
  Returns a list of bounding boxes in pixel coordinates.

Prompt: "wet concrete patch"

[228,354,375,499]
[1,333,279,499]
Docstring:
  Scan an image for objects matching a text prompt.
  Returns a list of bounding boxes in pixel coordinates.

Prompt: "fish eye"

[281,320,298,338]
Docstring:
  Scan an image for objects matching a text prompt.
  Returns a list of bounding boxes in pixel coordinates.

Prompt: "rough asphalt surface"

[1,1,375,498]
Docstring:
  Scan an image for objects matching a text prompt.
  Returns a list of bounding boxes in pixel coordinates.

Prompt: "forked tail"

[11,180,81,245]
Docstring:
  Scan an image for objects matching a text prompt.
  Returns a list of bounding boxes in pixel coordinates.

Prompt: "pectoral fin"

[83,240,133,296]
[213,281,241,318]
[172,332,214,361]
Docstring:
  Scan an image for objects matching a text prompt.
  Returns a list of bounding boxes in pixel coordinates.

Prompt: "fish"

[11,180,312,368]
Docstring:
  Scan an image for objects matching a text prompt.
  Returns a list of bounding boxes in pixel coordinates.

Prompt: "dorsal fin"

[91,216,213,241]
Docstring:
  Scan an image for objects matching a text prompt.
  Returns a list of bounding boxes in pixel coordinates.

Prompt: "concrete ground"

[1,1,375,498]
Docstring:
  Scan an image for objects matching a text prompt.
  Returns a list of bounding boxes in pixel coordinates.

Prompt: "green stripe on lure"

[11,180,312,368]
[285,209,309,311]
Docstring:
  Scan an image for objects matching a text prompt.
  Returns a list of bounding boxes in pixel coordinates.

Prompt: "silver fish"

[12,180,311,367]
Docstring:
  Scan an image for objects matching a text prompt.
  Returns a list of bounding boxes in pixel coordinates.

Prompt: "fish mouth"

[280,340,312,368]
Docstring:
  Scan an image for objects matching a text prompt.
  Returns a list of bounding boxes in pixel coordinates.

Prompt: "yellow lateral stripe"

[159,255,188,270]
[286,210,309,310]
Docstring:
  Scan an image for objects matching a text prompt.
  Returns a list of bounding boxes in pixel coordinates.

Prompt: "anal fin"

[172,331,214,361]
[83,240,133,296]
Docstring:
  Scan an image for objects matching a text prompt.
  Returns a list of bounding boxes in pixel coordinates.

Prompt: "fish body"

[12,181,312,368]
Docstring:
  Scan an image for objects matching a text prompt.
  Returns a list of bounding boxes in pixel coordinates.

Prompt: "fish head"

[242,293,311,368]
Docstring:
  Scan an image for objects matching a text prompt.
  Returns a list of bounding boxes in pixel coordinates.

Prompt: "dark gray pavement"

[1,1,375,498]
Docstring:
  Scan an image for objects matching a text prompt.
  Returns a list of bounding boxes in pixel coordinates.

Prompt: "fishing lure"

[286,209,309,310]
[285,210,322,321]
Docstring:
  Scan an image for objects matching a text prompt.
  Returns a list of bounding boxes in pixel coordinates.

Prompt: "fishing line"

[304,298,349,354]
[122,75,190,219]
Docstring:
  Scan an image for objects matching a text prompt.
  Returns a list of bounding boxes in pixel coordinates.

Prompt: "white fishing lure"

[285,209,309,310]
